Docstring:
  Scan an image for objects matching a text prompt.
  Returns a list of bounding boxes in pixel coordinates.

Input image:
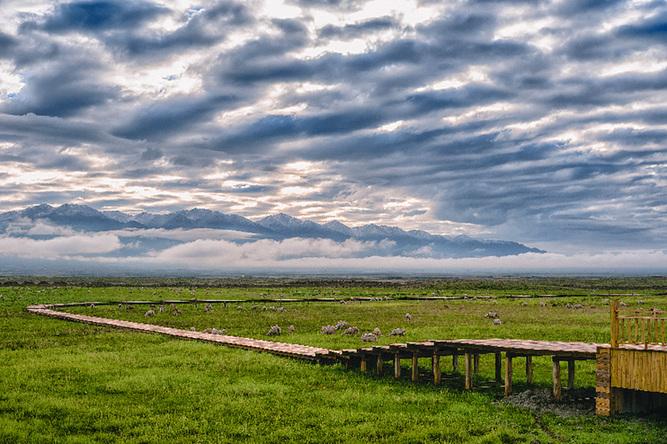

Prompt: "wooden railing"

[610,300,667,348]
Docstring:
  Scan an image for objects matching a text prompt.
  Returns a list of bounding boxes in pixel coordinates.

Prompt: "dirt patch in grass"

[502,388,595,417]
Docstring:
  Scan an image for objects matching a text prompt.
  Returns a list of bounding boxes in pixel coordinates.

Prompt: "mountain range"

[0,204,543,258]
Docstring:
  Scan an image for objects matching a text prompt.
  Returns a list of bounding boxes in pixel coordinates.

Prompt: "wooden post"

[376,354,383,376]
[552,357,561,400]
[433,351,441,385]
[526,355,533,384]
[495,352,502,383]
[452,352,459,373]
[504,354,513,397]
[567,359,575,390]
[464,352,473,390]
[611,299,619,348]
[595,347,612,416]
[360,355,367,373]
[473,353,480,374]
[394,353,401,379]
[411,352,419,382]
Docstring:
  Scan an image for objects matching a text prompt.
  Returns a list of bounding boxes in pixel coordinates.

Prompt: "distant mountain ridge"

[0,204,544,258]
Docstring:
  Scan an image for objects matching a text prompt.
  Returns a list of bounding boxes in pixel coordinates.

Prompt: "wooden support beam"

[552,358,562,400]
[453,352,459,373]
[504,354,513,397]
[611,299,619,348]
[411,352,419,382]
[473,353,480,374]
[567,359,575,390]
[526,355,533,384]
[394,353,401,379]
[360,355,367,373]
[376,354,383,376]
[464,352,473,390]
[495,352,502,383]
[433,352,441,385]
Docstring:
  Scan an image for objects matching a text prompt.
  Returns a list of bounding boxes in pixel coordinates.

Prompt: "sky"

[1,0,667,259]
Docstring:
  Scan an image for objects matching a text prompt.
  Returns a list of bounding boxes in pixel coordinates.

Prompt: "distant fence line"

[39,292,646,309]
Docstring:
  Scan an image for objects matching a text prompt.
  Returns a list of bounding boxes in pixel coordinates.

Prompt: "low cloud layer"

[0,230,665,274]
[0,233,121,258]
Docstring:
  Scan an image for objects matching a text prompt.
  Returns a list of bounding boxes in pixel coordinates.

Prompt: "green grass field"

[2,278,667,443]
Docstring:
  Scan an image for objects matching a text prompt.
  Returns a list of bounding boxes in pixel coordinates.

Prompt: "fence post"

[610,299,619,348]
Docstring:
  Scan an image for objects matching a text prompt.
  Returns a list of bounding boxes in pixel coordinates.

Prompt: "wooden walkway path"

[27,304,329,361]
[316,338,607,399]
[32,302,661,403]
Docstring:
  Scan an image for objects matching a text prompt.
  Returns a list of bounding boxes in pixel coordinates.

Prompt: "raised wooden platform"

[315,338,611,399]
[27,304,329,361]
[433,338,600,358]
[32,300,667,413]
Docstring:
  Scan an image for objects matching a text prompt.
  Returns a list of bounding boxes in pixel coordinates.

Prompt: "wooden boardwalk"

[28,303,606,397]
[27,298,667,415]
[316,338,607,399]
[27,304,329,361]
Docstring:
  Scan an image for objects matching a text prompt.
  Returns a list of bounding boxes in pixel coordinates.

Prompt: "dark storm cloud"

[406,85,513,114]
[0,32,17,58]
[2,61,118,117]
[30,0,169,32]
[202,107,387,152]
[616,11,667,41]
[318,16,399,39]
[23,0,252,60]
[2,0,667,251]
[556,0,625,16]
[289,0,368,9]
[104,1,253,58]
[113,94,241,140]
[0,113,112,145]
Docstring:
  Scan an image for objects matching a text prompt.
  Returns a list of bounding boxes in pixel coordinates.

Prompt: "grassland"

[2,278,667,443]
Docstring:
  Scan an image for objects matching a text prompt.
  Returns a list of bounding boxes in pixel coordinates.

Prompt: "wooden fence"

[610,300,667,348]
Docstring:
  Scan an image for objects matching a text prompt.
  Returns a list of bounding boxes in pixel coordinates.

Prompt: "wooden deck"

[314,338,621,399]
[31,301,667,409]
[596,301,667,415]
[27,304,329,361]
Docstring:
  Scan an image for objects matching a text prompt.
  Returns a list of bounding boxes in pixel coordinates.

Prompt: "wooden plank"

[473,353,480,374]
[360,355,367,373]
[27,306,330,361]
[611,300,619,348]
[611,348,667,393]
[495,352,502,383]
[432,339,600,359]
[504,354,513,397]
[411,352,419,382]
[394,353,401,379]
[376,353,384,376]
[453,352,459,373]
[433,352,441,385]
[526,355,533,384]
[553,358,562,400]
[464,352,473,390]
[568,359,575,390]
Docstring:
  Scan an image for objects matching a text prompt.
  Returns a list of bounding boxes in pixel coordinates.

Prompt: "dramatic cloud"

[0,0,666,264]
